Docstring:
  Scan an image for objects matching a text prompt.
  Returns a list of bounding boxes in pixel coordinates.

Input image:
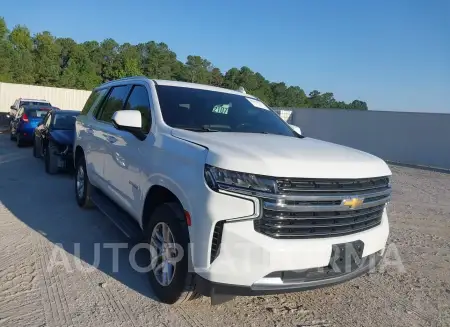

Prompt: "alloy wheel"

[150,222,177,286]
[76,165,85,199]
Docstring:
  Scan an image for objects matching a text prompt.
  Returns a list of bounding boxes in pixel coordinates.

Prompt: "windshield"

[156,85,296,137]
[20,101,51,107]
[52,113,79,130]
[25,108,50,118]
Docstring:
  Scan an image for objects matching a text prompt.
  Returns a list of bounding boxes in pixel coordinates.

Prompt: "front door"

[103,84,153,220]
[92,84,132,200]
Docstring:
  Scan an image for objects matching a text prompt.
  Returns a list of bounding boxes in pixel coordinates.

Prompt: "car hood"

[171,129,391,179]
[49,130,74,145]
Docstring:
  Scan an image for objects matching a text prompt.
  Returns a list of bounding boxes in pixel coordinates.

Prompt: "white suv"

[74,77,391,305]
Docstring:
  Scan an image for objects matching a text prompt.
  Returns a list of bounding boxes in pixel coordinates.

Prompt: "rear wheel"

[45,144,59,174]
[146,203,199,305]
[10,125,15,141]
[33,136,41,158]
[16,134,22,147]
[75,155,94,208]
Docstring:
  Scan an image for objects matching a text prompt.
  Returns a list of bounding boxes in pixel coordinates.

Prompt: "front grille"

[210,221,224,263]
[254,176,390,239]
[276,176,390,194]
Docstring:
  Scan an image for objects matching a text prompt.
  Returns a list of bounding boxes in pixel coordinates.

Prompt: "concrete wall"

[289,108,450,170]
[0,82,91,113]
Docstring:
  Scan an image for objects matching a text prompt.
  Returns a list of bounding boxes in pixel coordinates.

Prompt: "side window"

[16,108,23,117]
[125,85,151,133]
[97,86,131,123]
[81,88,108,115]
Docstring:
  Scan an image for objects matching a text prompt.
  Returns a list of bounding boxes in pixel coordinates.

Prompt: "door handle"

[107,136,117,144]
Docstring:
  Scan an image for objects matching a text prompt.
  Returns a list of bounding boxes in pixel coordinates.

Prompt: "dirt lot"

[0,134,449,327]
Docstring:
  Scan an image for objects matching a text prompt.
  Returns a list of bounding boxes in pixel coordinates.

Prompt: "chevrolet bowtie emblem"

[342,197,364,209]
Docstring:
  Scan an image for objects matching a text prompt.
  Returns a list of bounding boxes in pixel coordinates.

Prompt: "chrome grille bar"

[263,196,390,212]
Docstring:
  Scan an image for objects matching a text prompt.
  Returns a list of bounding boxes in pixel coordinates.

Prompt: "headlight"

[204,165,277,193]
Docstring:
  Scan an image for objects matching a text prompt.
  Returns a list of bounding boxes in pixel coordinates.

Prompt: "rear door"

[90,85,131,194]
[78,88,109,186]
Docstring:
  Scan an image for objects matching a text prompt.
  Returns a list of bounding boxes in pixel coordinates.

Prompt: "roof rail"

[102,76,149,86]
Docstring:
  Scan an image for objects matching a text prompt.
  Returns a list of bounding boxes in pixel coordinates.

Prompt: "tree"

[139,41,180,80]
[112,43,142,79]
[59,43,101,89]
[99,38,119,82]
[8,25,34,84]
[0,18,368,110]
[348,100,368,110]
[0,17,14,82]
[183,55,213,84]
[210,68,223,87]
[33,31,61,86]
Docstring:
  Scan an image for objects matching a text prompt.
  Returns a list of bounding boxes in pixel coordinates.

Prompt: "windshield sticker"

[246,98,269,110]
[212,104,229,114]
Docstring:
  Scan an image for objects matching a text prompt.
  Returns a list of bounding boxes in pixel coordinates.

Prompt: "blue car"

[33,109,80,174]
[10,105,54,146]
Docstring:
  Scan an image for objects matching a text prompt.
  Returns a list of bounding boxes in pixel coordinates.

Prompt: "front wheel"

[75,155,94,208]
[45,144,59,174]
[146,203,199,305]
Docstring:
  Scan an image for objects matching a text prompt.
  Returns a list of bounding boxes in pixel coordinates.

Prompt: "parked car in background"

[9,105,54,146]
[74,77,392,305]
[9,98,52,118]
[33,109,80,174]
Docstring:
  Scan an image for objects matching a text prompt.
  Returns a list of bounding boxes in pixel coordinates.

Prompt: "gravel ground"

[0,134,449,327]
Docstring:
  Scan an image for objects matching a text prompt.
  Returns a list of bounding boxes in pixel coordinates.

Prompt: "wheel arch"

[141,184,186,233]
[74,145,84,166]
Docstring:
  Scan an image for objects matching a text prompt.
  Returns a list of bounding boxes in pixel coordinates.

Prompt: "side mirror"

[112,110,145,140]
[10,105,15,110]
[289,124,302,135]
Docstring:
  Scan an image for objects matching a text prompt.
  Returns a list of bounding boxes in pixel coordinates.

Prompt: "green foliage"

[0,18,368,109]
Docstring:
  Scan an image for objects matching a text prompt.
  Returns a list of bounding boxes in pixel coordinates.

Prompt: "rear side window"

[97,85,131,123]
[125,85,151,133]
[81,88,108,115]
[20,101,51,107]
[26,109,50,118]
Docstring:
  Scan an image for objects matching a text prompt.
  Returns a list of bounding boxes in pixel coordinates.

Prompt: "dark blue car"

[33,109,80,174]
[10,105,54,146]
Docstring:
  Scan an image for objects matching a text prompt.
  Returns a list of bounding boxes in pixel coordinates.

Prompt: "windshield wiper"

[178,126,220,132]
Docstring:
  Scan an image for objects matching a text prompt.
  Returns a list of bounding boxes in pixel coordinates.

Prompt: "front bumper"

[195,209,389,288]
[196,250,383,297]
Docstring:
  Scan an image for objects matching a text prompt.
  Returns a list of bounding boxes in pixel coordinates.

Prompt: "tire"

[45,143,59,174]
[75,154,94,208]
[16,134,22,147]
[146,202,199,305]
[10,125,15,141]
[33,137,41,158]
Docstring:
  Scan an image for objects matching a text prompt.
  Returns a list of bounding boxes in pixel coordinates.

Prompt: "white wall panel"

[290,108,450,170]
[0,82,91,112]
